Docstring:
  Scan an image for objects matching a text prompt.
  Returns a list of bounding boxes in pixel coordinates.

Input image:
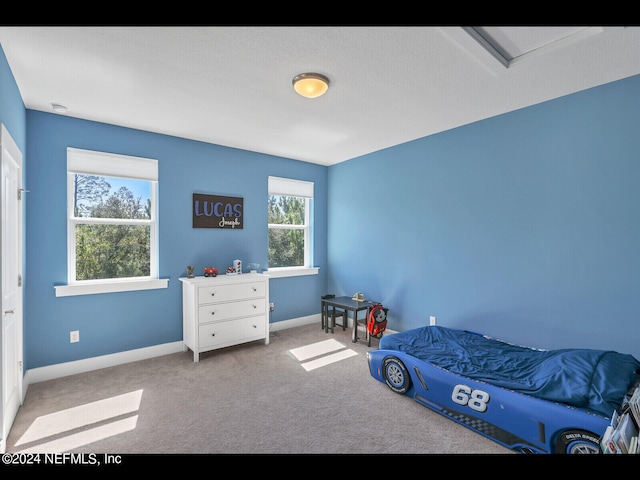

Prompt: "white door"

[0,123,23,454]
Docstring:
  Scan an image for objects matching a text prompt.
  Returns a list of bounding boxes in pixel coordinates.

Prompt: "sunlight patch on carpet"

[15,416,138,453]
[288,338,346,361]
[16,389,143,446]
[287,338,358,371]
[300,349,358,371]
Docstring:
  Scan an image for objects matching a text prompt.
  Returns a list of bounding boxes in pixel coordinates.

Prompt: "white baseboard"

[269,313,318,331]
[22,314,322,395]
[24,341,185,388]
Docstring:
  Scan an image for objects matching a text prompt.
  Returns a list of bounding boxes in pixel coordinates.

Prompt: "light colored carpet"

[6,323,513,455]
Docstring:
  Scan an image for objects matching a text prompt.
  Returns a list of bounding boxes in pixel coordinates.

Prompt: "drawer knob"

[252,304,257,309]
[252,287,257,291]
[211,333,216,337]
[211,311,216,315]
[211,292,215,296]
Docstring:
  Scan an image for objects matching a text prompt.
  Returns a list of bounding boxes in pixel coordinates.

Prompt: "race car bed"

[367,325,640,454]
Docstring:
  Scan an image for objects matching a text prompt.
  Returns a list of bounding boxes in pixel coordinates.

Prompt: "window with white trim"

[55,148,167,296]
[268,176,315,274]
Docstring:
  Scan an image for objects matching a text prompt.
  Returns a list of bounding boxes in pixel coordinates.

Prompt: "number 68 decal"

[451,384,489,412]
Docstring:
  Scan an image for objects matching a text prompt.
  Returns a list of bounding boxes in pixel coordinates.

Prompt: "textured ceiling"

[1,26,639,166]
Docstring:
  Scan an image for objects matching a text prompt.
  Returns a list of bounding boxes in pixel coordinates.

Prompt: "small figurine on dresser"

[204,267,218,277]
[187,265,195,278]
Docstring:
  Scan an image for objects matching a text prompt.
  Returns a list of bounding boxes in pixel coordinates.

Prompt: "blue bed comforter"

[380,326,640,416]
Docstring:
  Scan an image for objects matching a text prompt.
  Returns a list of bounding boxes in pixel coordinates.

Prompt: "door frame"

[0,123,24,453]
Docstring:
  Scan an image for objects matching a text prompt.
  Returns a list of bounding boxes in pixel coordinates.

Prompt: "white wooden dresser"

[180,273,270,362]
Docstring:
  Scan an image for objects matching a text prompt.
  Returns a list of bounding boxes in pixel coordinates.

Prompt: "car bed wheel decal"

[554,429,600,454]
[382,357,411,394]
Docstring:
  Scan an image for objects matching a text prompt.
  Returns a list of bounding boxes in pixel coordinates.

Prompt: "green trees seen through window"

[74,174,151,281]
[268,195,305,268]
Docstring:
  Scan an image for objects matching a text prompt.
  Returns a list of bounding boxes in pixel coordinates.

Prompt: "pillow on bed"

[586,350,640,416]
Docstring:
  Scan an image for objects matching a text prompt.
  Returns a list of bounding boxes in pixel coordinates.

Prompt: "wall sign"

[193,193,243,229]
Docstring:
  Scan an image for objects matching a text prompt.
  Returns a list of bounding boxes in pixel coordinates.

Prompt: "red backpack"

[367,304,388,337]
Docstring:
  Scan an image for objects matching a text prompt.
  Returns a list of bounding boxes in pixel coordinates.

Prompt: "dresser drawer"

[198,281,265,304]
[198,298,266,323]
[198,316,267,349]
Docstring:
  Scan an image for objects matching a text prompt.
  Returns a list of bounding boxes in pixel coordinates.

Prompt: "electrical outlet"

[269,303,275,312]
[429,316,437,326]
[70,330,80,343]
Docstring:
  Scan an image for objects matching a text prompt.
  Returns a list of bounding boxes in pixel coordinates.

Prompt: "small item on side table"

[352,292,365,301]
[187,265,195,278]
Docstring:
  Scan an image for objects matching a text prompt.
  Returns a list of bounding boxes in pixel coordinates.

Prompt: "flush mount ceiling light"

[292,73,330,98]
[51,103,67,113]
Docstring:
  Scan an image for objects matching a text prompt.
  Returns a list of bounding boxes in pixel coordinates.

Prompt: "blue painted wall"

[328,74,640,360]
[0,48,25,149]
[21,112,327,369]
[2,42,639,371]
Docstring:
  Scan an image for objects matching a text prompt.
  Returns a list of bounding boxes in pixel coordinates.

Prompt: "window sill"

[265,267,319,278]
[54,278,169,297]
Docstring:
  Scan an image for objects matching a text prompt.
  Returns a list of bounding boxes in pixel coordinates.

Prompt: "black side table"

[320,296,379,344]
